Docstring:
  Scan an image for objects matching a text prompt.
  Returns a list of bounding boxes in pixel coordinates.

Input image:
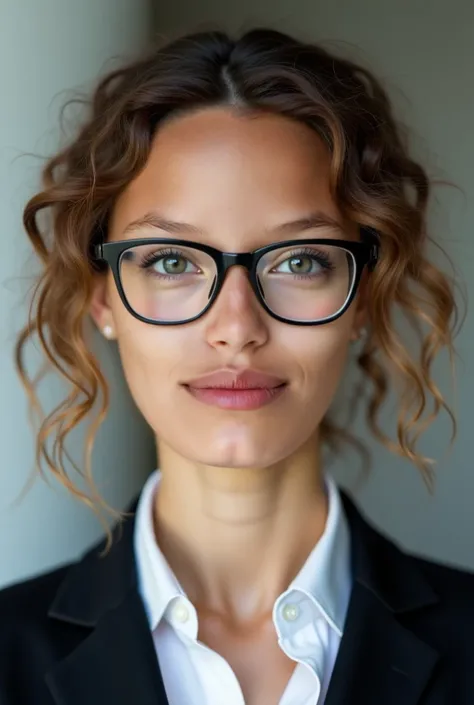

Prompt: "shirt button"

[173,602,190,623]
[282,603,300,622]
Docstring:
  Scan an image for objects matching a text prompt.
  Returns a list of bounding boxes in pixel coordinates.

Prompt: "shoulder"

[342,490,474,637]
[369,516,474,645]
[0,563,72,652]
[0,511,137,703]
[377,526,474,613]
[0,563,69,606]
[0,564,77,702]
[414,553,474,611]
[393,551,474,677]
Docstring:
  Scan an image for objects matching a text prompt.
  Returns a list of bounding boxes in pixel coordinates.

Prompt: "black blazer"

[1,492,474,705]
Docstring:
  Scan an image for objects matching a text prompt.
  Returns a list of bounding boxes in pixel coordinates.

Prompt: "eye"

[157,254,191,275]
[279,254,317,275]
[273,250,332,276]
[139,250,199,276]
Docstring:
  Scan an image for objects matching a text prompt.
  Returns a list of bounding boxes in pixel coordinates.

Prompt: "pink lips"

[183,370,287,410]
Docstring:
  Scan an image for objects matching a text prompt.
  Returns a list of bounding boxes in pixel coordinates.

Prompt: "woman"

[1,26,473,705]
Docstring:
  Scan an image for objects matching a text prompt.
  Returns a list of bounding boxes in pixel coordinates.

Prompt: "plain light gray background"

[1,0,473,589]
[0,0,156,588]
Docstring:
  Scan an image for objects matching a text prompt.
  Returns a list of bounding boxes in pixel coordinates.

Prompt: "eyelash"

[139,248,196,271]
[273,247,335,273]
[137,246,334,277]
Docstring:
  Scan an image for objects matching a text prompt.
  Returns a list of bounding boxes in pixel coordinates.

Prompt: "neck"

[153,434,329,623]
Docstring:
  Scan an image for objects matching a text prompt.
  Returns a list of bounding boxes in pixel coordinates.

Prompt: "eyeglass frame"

[92,228,379,327]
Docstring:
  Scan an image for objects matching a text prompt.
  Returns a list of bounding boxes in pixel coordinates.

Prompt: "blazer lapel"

[44,504,170,705]
[326,494,440,705]
[46,591,169,705]
[325,582,438,705]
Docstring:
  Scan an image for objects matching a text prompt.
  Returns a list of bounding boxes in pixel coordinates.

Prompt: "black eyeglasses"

[92,231,378,326]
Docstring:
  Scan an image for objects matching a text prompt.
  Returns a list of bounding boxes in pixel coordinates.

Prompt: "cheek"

[111,313,188,428]
[109,282,180,378]
[284,322,352,401]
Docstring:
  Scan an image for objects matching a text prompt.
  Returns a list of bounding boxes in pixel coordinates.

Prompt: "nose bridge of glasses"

[216,252,261,306]
[221,251,254,273]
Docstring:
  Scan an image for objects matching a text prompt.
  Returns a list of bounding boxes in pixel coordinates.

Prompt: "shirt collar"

[285,473,351,636]
[134,471,185,629]
[134,469,351,636]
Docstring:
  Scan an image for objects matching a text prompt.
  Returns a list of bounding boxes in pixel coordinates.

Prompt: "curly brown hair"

[16,28,461,513]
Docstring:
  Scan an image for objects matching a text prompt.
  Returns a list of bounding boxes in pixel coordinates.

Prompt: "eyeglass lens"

[119,242,356,323]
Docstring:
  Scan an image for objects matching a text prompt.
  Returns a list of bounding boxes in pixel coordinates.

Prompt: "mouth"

[182,370,288,411]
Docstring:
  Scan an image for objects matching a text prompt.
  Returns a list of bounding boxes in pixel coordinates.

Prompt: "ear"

[350,271,370,341]
[89,273,117,340]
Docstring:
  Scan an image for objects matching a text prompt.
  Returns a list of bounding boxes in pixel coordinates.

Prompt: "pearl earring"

[351,327,367,344]
[103,324,114,339]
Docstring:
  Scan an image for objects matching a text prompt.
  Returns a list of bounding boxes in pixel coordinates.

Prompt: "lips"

[185,369,286,390]
[182,369,287,410]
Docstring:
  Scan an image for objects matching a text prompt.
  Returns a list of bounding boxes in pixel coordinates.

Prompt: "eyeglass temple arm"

[361,227,380,271]
[93,243,104,261]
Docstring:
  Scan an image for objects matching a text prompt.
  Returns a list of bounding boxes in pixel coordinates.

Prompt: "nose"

[203,267,269,355]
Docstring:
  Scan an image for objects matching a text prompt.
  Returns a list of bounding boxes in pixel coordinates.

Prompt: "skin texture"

[90,106,367,702]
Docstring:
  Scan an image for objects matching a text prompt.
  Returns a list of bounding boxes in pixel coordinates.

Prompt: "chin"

[190,450,276,470]
[179,424,304,469]
[156,403,321,470]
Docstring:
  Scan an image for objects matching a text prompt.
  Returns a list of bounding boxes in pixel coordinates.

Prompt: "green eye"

[286,255,314,274]
[160,256,188,275]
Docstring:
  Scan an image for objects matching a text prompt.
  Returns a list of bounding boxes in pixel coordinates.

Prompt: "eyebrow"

[122,210,346,238]
[122,212,202,237]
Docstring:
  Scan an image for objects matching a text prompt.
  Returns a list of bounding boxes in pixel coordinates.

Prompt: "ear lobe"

[351,274,369,337]
[89,273,114,333]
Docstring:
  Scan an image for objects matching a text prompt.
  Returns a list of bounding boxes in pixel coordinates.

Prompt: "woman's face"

[91,107,366,468]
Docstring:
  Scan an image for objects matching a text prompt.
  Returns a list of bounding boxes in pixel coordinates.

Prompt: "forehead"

[109,107,346,244]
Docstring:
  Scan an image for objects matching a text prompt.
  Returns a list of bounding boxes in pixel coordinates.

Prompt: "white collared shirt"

[134,471,352,705]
